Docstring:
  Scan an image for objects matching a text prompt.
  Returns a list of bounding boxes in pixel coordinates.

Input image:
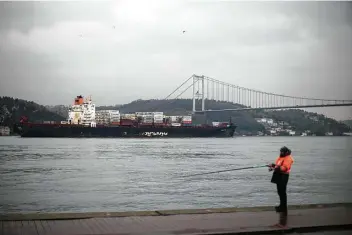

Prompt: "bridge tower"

[192,74,206,113]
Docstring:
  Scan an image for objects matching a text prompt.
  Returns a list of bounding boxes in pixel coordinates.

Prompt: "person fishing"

[268,146,294,215]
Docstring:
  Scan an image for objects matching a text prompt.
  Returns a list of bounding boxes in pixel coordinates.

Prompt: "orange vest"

[275,155,294,174]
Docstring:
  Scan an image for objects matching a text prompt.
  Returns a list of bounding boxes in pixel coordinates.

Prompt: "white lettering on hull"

[142,132,168,137]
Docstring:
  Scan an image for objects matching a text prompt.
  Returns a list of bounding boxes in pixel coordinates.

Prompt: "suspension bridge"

[163,74,352,114]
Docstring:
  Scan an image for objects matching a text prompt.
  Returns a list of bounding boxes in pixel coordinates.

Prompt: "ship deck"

[1,203,351,235]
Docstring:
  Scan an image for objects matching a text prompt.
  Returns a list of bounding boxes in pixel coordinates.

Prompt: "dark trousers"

[276,173,289,210]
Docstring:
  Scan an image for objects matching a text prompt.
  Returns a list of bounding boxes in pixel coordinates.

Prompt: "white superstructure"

[68,95,96,126]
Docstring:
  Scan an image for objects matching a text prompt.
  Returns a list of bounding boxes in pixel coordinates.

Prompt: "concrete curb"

[1,202,351,221]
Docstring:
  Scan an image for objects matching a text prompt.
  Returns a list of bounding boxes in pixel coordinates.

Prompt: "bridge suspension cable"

[203,75,351,102]
[188,74,352,113]
[150,74,352,113]
[147,75,198,112]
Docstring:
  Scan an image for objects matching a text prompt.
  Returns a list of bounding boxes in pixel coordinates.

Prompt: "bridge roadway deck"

[1,203,352,235]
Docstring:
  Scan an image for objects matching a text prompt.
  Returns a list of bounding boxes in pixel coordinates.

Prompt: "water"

[0,136,351,214]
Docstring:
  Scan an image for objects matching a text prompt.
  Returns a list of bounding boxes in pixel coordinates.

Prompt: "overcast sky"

[0,0,351,120]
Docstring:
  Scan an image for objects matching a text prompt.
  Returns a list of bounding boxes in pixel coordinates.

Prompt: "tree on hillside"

[0,96,65,128]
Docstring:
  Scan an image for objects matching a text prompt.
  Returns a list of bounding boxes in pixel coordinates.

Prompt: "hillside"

[45,105,69,118]
[342,120,352,129]
[0,97,65,129]
[264,109,350,136]
[3,97,351,135]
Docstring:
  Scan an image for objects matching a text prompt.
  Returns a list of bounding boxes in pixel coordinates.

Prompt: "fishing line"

[157,164,270,189]
[180,164,269,178]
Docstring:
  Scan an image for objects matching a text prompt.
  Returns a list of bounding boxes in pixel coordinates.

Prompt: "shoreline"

[1,202,351,221]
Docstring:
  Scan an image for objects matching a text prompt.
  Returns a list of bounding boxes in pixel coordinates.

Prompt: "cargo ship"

[14,95,236,138]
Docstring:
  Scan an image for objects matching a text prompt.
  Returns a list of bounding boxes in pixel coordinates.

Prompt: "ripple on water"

[0,136,351,213]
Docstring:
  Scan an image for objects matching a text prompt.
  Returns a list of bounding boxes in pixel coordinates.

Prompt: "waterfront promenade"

[1,203,351,235]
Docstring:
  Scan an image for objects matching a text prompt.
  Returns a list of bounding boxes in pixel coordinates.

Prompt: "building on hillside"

[309,116,319,122]
[0,126,10,136]
[266,119,274,125]
[271,122,278,127]
[256,118,274,124]
[288,130,296,136]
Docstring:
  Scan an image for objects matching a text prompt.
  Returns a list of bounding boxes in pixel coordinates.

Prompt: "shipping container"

[212,122,220,127]
[170,116,178,122]
[96,110,119,115]
[136,112,154,116]
[120,119,134,126]
[121,114,136,120]
[154,122,165,125]
[182,116,192,121]
[139,123,153,126]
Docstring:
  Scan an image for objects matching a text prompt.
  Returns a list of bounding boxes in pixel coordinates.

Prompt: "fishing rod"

[181,164,269,178]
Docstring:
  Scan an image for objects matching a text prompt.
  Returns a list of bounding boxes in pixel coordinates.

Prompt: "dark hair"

[280,146,291,156]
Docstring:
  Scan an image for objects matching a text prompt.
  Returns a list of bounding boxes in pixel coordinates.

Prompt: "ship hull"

[14,124,236,138]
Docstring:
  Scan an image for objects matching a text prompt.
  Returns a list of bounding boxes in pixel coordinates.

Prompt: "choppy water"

[0,136,351,214]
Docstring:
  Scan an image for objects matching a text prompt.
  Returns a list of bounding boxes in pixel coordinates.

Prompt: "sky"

[0,0,351,120]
